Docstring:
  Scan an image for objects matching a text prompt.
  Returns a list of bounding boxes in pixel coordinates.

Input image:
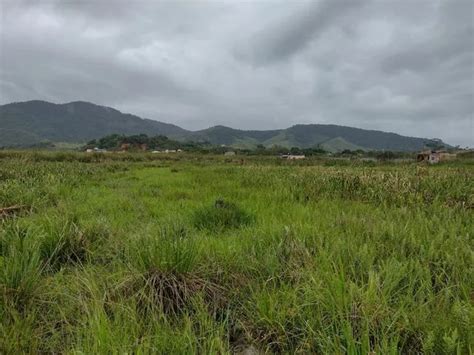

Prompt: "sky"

[0,0,473,146]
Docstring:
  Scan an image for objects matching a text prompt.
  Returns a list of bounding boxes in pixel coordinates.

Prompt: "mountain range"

[0,100,447,151]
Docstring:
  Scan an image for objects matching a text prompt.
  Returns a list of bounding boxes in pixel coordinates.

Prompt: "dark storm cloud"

[0,0,473,146]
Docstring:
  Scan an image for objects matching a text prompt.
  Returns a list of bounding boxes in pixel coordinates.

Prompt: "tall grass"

[0,151,472,353]
[0,224,44,311]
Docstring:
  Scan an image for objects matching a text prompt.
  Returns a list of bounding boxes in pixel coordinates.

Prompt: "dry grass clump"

[113,269,228,317]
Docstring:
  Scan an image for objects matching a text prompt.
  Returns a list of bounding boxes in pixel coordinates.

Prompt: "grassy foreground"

[0,152,473,354]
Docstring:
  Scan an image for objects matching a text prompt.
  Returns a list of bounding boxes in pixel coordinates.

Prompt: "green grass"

[0,151,473,354]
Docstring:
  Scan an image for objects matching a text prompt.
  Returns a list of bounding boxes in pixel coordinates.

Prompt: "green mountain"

[186,126,279,148]
[0,100,448,151]
[186,124,447,152]
[0,100,187,146]
[319,137,365,153]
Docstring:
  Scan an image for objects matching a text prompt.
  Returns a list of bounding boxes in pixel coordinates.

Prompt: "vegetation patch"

[192,198,254,232]
[290,168,474,208]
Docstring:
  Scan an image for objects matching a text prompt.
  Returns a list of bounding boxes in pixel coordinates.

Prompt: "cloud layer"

[1,0,473,146]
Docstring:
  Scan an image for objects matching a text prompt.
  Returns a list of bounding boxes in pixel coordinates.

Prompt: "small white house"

[224,151,236,156]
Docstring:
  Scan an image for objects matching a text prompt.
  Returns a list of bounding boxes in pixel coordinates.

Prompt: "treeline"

[83,135,331,155]
[84,134,210,151]
[236,145,327,156]
[83,134,418,159]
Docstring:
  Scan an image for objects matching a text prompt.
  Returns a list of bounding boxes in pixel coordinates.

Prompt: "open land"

[0,151,473,353]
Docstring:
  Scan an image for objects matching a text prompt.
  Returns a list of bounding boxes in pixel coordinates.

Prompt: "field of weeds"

[0,151,473,353]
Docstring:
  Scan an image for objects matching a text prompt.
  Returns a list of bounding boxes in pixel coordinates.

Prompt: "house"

[120,143,131,151]
[417,150,438,164]
[224,151,236,156]
[417,150,456,164]
[288,155,305,160]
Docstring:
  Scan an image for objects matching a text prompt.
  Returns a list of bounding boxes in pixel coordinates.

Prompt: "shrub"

[126,222,198,274]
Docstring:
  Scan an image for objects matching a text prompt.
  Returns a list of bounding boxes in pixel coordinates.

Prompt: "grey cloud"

[380,26,473,74]
[0,0,473,146]
[238,0,368,65]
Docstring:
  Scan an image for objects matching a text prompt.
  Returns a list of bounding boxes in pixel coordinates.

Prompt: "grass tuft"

[0,223,44,312]
[193,198,254,232]
[129,269,228,316]
[40,218,90,271]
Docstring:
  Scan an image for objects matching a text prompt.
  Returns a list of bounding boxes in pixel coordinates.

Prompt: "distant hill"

[185,124,447,152]
[0,100,448,151]
[0,100,187,146]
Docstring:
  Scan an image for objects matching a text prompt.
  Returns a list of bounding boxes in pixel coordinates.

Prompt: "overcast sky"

[1,0,473,146]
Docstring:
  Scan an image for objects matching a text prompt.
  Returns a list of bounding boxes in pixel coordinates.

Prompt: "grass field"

[0,151,473,354]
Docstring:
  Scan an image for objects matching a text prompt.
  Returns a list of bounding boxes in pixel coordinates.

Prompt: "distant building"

[417,150,456,164]
[120,143,147,151]
[224,151,236,156]
[120,143,131,151]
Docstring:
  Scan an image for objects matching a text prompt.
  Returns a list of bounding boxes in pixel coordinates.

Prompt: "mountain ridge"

[0,100,448,151]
